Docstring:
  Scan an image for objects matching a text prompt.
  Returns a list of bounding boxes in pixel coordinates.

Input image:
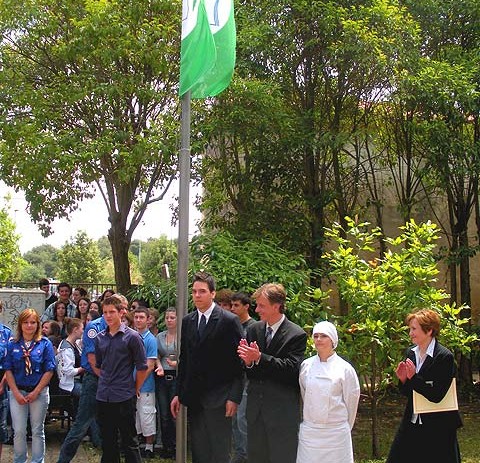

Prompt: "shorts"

[135,392,156,437]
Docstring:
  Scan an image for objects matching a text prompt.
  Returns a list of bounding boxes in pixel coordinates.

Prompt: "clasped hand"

[395,358,416,383]
[237,339,260,366]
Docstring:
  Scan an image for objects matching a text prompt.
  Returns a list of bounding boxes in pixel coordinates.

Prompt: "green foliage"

[199,78,309,253]
[0,0,181,292]
[57,231,104,283]
[199,0,421,274]
[325,217,477,391]
[325,217,477,457]
[0,204,24,281]
[20,244,59,281]
[96,237,113,261]
[190,231,327,328]
[137,236,177,286]
[130,231,331,326]
[128,279,176,313]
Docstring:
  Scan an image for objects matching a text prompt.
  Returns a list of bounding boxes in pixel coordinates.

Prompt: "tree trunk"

[108,221,132,296]
[371,391,380,459]
[370,345,380,459]
[458,223,473,387]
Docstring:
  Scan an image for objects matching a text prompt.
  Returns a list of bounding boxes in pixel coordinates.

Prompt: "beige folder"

[413,378,458,414]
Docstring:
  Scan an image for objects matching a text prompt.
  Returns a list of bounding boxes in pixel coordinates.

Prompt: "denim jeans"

[9,387,49,463]
[57,373,101,463]
[232,386,248,459]
[156,375,176,450]
[0,388,9,443]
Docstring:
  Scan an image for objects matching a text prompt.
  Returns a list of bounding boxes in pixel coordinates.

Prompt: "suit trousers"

[189,405,233,463]
[247,407,299,463]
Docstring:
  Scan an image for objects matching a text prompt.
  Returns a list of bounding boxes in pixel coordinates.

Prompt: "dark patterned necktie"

[198,314,207,337]
[265,327,273,347]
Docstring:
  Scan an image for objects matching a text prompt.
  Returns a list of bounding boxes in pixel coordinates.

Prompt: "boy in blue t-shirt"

[133,307,158,459]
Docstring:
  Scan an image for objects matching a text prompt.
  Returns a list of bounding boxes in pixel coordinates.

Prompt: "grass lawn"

[82,393,480,462]
[352,394,480,463]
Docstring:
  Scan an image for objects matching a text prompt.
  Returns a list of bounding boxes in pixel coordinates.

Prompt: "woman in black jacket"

[387,309,462,463]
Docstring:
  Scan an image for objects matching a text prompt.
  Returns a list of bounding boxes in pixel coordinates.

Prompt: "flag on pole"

[179,0,236,99]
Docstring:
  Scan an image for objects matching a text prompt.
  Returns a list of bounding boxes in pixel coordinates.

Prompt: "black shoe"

[4,436,13,445]
[143,449,154,459]
[230,456,248,463]
[159,448,175,459]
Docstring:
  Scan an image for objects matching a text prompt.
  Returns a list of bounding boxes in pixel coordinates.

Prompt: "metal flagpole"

[175,91,191,463]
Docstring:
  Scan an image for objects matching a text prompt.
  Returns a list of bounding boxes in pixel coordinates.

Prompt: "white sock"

[145,444,153,452]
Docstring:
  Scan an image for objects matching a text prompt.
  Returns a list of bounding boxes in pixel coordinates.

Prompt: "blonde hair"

[253,283,286,313]
[16,309,42,342]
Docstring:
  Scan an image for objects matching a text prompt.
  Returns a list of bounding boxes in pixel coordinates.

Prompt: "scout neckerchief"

[21,339,36,375]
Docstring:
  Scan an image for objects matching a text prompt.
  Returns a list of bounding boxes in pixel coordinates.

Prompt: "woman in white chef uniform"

[297,321,360,463]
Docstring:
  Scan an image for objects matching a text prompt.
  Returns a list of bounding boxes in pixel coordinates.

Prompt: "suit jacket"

[398,340,462,430]
[176,304,243,409]
[245,318,307,423]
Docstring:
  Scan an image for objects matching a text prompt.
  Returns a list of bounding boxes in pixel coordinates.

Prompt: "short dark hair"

[100,288,115,301]
[134,307,150,317]
[58,282,72,294]
[102,295,124,311]
[74,287,88,297]
[192,271,216,292]
[39,278,49,287]
[231,292,251,306]
[130,298,148,309]
[216,289,234,304]
[88,308,101,320]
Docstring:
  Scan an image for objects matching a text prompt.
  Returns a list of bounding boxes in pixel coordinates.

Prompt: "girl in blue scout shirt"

[5,308,56,463]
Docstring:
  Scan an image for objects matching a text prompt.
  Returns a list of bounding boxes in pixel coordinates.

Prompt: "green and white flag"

[179,0,236,99]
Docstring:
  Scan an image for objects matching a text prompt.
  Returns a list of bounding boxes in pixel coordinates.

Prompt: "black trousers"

[189,405,232,463]
[97,397,142,463]
[247,408,299,463]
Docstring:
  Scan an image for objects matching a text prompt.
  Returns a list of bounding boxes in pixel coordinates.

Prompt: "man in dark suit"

[171,272,243,463]
[237,283,307,463]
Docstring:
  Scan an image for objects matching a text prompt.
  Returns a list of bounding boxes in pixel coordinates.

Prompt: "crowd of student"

[0,275,463,463]
[0,281,178,462]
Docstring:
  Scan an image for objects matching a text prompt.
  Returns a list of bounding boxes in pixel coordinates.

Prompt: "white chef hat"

[312,321,338,349]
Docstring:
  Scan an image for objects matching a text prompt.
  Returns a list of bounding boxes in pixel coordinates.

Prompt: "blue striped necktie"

[265,326,273,347]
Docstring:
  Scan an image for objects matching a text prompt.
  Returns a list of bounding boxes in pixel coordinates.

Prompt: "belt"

[164,371,176,381]
[18,385,36,393]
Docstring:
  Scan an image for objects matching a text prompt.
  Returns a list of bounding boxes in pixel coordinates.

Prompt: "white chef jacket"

[296,353,360,463]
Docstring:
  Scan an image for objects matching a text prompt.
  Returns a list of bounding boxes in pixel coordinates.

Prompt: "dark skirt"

[387,420,461,463]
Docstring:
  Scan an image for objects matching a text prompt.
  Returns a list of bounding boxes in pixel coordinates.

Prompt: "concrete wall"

[0,288,45,330]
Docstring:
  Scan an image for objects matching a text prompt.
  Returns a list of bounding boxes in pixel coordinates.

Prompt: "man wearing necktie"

[171,272,243,463]
[237,283,307,463]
